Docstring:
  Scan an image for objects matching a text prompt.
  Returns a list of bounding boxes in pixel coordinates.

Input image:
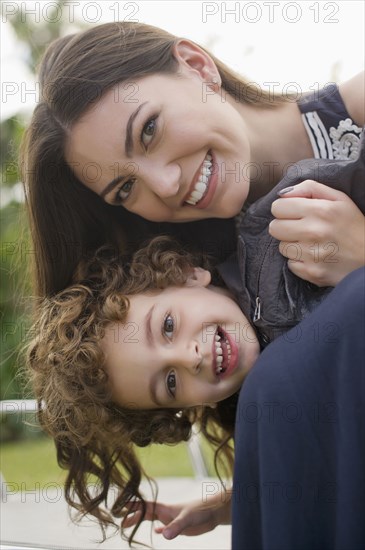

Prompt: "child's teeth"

[227,341,231,358]
[215,329,233,375]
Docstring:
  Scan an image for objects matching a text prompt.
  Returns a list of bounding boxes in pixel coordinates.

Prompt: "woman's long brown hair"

[20,21,287,298]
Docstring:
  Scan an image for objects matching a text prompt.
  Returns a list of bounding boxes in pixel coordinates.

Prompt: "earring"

[209,76,222,94]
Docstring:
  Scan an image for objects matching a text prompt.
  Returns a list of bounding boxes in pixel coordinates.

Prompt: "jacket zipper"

[253,238,273,323]
[253,296,261,322]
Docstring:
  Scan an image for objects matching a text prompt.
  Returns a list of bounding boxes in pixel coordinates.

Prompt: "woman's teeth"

[215,332,232,375]
[185,153,213,206]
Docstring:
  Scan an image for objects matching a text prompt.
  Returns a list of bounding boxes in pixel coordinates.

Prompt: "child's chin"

[233,362,252,387]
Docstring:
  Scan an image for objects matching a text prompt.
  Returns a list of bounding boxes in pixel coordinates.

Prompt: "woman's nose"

[144,164,181,199]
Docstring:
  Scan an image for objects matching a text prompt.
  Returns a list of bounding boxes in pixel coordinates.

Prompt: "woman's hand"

[269,180,365,287]
[122,490,232,540]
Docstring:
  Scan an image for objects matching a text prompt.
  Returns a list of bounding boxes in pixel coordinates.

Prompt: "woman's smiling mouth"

[183,151,215,207]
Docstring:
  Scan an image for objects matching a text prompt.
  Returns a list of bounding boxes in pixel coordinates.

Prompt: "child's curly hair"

[26,236,235,545]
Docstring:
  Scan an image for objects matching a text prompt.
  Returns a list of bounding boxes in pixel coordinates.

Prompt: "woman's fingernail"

[163,529,173,539]
[278,186,294,196]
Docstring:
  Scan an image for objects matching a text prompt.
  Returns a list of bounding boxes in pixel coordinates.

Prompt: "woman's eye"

[141,117,157,147]
[115,178,135,203]
[163,314,174,339]
[166,371,176,397]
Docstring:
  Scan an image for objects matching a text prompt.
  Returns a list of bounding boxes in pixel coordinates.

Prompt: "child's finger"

[162,515,191,539]
[122,501,162,523]
[122,510,142,528]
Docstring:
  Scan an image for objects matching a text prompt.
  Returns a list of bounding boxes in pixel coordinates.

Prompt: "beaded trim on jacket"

[298,84,362,160]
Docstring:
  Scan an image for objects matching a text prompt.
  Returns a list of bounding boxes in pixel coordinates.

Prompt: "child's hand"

[122,491,231,539]
[269,180,365,287]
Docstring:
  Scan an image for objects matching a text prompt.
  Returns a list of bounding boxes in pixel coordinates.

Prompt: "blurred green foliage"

[0,437,201,489]
[0,431,219,488]
[1,1,86,441]
[0,200,31,440]
[0,117,25,188]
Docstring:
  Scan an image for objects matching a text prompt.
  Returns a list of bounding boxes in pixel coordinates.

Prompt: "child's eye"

[115,178,135,203]
[166,371,176,398]
[141,117,157,148]
[163,314,174,339]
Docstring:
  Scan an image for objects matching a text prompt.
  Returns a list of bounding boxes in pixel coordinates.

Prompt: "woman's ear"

[185,267,212,288]
[172,39,221,86]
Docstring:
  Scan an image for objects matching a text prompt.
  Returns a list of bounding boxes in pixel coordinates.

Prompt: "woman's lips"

[195,159,218,209]
[183,151,218,210]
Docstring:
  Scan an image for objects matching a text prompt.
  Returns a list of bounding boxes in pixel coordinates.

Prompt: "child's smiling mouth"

[213,325,238,377]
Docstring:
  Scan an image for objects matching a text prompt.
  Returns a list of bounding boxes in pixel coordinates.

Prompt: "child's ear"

[185,267,211,288]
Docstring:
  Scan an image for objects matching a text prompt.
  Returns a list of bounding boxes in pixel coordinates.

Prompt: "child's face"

[101,269,260,410]
[65,43,251,223]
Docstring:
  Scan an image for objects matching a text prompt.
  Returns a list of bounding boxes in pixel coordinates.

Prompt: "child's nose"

[175,342,202,374]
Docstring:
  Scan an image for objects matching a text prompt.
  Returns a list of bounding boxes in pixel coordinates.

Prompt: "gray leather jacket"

[218,131,365,347]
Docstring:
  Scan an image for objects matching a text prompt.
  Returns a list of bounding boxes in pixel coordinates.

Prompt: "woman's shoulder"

[297,74,364,160]
[297,71,364,127]
[338,71,365,127]
[298,82,347,118]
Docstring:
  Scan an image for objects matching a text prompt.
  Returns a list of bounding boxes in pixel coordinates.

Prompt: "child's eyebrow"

[149,371,164,408]
[145,304,155,347]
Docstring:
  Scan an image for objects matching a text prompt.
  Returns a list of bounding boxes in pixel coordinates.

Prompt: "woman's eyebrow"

[100,101,148,199]
[125,101,148,157]
[100,174,124,199]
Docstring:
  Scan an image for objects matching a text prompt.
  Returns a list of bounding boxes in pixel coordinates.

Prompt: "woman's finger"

[285,255,335,287]
[271,197,306,219]
[278,241,304,262]
[277,180,349,200]
[269,218,311,241]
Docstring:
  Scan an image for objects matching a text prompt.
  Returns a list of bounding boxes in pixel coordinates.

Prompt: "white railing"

[0,400,208,479]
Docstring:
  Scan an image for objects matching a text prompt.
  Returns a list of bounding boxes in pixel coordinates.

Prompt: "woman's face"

[101,269,260,409]
[65,41,252,222]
